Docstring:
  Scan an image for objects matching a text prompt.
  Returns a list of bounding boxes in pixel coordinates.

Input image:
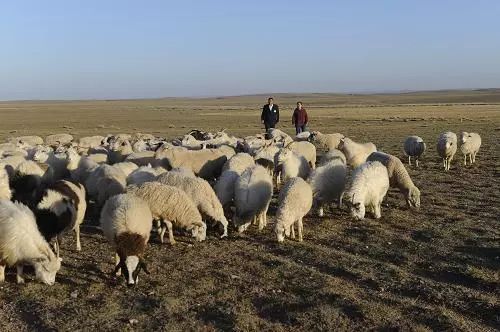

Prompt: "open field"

[0,90,499,331]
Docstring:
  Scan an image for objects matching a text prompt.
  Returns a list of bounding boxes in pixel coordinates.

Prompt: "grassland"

[0,89,498,331]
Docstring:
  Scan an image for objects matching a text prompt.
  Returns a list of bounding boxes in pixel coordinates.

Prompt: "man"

[261,97,279,132]
[292,101,308,134]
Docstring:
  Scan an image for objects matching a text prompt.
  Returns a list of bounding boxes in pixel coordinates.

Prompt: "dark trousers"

[264,123,276,132]
[295,125,306,135]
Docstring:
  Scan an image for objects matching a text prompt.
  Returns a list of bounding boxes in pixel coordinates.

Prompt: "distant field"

[0,90,499,331]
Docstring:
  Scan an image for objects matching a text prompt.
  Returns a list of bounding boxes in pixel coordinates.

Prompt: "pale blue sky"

[1,0,499,100]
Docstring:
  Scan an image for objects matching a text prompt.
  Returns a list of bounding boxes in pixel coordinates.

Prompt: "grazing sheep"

[157,172,228,237]
[274,178,313,242]
[108,138,133,164]
[319,149,346,166]
[125,151,159,167]
[233,165,273,233]
[404,136,426,167]
[100,194,152,286]
[287,141,317,169]
[308,157,347,217]
[0,168,11,200]
[126,165,166,186]
[66,148,99,184]
[309,131,344,150]
[460,132,482,165]
[255,158,274,177]
[339,137,377,168]
[0,200,62,285]
[437,132,458,171]
[155,145,235,180]
[45,134,73,147]
[96,165,127,205]
[32,147,69,181]
[215,153,255,209]
[77,136,106,150]
[127,182,206,244]
[112,161,139,178]
[345,161,389,220]
[275,148,311,183]
[86,152,108,164]
[8,136,44,146]
[169,167,196,178]
[367,152,421,208]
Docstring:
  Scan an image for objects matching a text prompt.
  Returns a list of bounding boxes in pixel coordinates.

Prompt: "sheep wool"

[460,132,481,165]
[310,131,345,151]
[436,132,457,171]
[0,168,11,200]
[308,157,347,216]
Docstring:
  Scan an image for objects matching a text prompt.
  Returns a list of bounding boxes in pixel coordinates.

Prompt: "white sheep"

[0,200,62,285]
[404,136,426,167]
[10,160,54,205]
[215,153,255,209]
[308,157,347,217]
[100,193,152,286]
[287,141,317,169]
[8,136,44,146]
[275,148,311,184]
[108,138,133,164]
[127,182,206,244]
[0,155,28,178]
[96,165,127,205]
[77,135,105,151]
[274,177,313,242]
[66,148,99,184]
[233,165,273,233]
[460,132,481,165]
[437,132,458,171]
[0,168,11,200]
[125,151,159,167]
[156,172,228,237]
[112,161,139,178]
[319,149,347,166]
[309,131,344,150]
[345,161,389,220]
[339,137,377,168]
[367,152,421,208]
[32,147,69,181]
[126,165,166,186]
[45,134,73,147]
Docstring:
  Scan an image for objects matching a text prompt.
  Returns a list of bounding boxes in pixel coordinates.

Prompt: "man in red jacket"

[292,101,308,134]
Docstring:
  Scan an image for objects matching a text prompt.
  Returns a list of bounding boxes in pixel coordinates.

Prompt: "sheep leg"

[114,253,121,276]
[297,218,303,242]
[469,154,473,164]
[75,226,81,251]
[318,206,324,217]
[416,158,419,168]
[165,220,176,245]
[258,212,265,231]
[54,238,60,258]
[290,224,295,239]
[16,265,25,284]
[0,264,5,283]
[408,156,411,166]
[374,202,382,219]
[464,155,467,166]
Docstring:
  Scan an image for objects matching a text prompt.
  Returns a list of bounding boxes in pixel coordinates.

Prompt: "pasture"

[0,90,499,331]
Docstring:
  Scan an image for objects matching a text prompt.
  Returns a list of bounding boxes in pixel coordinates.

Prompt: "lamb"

[215,153,255,209]
[309,131,345,150]
[319,149,346,166]
[0,168,11,200]
[404,136,426,167]
[156,172,228,237]
[0,200,62,285]
[233,165,273,233]
[127,182,206,244]
[338,137,377,168]
[345,161,389,220]
[308,157,347,217]
[155,145,235,180]
[460,132,481,165]
[275,148,311,184]
[100,194,152,286]
[274,178,313,242]
[45,134,73,147]
[367,152,421,208]
[126,165,166,186]
[436,132,458,171]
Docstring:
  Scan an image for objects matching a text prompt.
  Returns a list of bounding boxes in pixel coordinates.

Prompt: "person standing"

[292,101,308,134]
[261,97,279,132]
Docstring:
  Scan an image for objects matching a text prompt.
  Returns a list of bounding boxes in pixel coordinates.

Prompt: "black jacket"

[261,104,279,125]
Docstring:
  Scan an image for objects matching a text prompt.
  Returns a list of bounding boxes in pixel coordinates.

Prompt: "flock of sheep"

[0,128,482,286]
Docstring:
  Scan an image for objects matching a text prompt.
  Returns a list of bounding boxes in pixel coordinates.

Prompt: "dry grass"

[0,90,499,331]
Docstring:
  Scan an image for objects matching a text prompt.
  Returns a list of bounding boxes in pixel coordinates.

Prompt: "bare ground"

[0,91,499,331]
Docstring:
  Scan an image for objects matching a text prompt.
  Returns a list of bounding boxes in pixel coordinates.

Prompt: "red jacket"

[292,108,308,126]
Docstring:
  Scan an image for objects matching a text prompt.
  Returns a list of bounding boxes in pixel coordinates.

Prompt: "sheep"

[275,148,311,184]
[319,149,346,166]
[100,194,152,286]
[86,153,108,164]
[345,161,389,220]
[268,128,293,146]
[215,153,255,210]
[112,161,139,178]
[436,132,458,171]
[127,182,207,244]
[308,157,347,217]
[96,165,127,205]
[367,152,421,208]
[32,147,69,180]
[8,136,44,146]
[155,145,236,180]
[65,148,99,184]
[0,200,62,285]
[45,134,73,147]
[0,168,11,200]
[156,172,228,237]
[294,131,311,141]
[255,158,274,177]
[77,136,106,150]
[124,151,159,167]
[233,165,273,233]
[126,165,166,186]
[108,138,133,164]
[309,131,345,150]
[286,141,317,168]
[0,155,27,178]
[274,177,313,242]
[169,167,196,178]
[404,136,426,167]
[338,137,377,168]
[460,132,482,165]
[10,161,54,206]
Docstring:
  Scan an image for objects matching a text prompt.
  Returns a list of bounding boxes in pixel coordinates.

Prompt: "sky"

[1,0,499,100]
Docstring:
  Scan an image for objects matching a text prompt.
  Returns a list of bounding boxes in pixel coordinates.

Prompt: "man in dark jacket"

[261,97,279,132]
[292,101,308,134]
